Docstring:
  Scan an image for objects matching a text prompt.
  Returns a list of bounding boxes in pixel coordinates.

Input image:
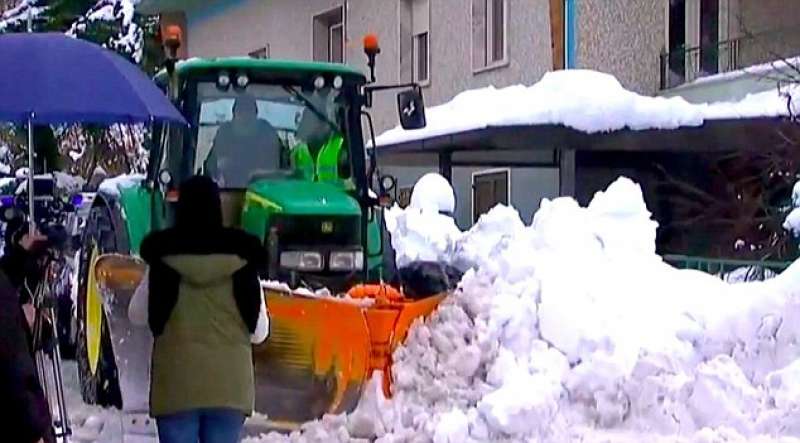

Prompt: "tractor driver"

[290,92,348,183]
[205,95,283,187]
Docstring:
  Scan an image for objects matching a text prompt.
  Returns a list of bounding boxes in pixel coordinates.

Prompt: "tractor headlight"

[280,251,323,271]
[329,251,364,271]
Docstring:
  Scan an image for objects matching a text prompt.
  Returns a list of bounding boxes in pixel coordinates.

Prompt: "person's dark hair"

[175,175,223,230]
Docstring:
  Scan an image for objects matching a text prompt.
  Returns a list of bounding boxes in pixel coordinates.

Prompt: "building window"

[414,32,429,83]
[400,0,430,84]
[472,169,510,222]
[472,0,507,71]
[313,6,344,63]
[249,46,269,59]
[665,0,726,87]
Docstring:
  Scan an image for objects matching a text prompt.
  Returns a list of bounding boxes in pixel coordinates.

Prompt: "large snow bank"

[251,174,800,443]
[374,70,800,147]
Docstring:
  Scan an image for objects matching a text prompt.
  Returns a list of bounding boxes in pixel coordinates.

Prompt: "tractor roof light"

[314,76,326,90]
[217,71,231,89]
[333,76,343,90]
[363,33,380,57]
[236,73,249,89]
[163,24,183,52]
[363,33,381,84]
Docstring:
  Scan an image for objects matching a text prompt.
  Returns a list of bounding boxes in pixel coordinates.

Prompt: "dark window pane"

[330,24,343,63]
[416,32,429,82]
[700,0,719,75]
[472,0,487,68]
[491,0,504,62]
[668,0,686,86]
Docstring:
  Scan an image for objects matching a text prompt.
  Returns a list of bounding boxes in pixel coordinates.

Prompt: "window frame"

[399,0,432,86]
[413,30,430,85]
[312,5,345,64]
[329,20,345,63]
[471,0,509,74]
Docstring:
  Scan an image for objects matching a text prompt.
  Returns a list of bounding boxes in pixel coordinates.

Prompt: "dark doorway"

[473,170,509,222]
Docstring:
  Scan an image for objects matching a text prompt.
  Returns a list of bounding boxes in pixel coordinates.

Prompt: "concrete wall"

[184,0,554,134]
[737,0,800,69]
[576,0,665,95]
[383,164,559,229]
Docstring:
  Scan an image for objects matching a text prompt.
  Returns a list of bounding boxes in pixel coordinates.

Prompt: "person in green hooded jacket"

[133,176,269,443]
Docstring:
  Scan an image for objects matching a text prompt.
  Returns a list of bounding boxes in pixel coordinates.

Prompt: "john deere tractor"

[76,31,445,431]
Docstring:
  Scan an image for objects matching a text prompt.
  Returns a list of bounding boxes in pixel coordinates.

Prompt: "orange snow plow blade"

[253,290,371,428]
[253,285,446,428]
[93,254,447,430]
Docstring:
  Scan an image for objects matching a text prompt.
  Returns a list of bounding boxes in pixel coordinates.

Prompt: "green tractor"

[76,34,440,429]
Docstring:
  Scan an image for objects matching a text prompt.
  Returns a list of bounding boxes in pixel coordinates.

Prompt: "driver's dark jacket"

[205,121,283,180]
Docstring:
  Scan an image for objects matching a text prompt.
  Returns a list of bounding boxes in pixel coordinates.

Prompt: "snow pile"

[783,181,800,236]
[409,172,456,214]
[385,173,461,268]
[252,175,800,443]
[98,173,144,197]
[373,70,800,147]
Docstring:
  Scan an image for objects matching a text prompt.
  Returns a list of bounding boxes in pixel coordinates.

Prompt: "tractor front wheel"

[75,205,124,409]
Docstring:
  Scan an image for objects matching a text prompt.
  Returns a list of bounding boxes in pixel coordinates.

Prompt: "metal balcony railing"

[660,27,800,90]
[663,254,791,282]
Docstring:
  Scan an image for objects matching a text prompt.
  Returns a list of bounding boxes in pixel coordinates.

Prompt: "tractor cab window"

[194,82,351,189]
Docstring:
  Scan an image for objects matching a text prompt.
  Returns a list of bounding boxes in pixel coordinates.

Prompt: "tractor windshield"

[194,82,351,188]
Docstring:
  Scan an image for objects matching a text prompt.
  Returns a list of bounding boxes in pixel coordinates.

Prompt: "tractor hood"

[247,179,361,216]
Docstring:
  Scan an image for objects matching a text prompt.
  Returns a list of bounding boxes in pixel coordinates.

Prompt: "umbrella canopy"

[0,32,185,125]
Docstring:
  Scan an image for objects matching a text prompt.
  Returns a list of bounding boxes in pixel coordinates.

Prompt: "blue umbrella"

[0,32,185,125]
[0,32,186,234]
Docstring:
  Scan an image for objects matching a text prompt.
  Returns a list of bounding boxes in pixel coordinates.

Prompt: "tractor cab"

[147,53,422,291]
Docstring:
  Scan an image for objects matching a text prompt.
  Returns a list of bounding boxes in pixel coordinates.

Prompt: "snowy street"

[56,176,800,443]
[2,1,800,442]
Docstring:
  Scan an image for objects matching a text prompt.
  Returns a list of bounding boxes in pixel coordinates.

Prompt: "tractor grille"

[271,215,361,247]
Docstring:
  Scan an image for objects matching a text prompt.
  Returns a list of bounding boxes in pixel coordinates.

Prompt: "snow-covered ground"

[63,173,800,442]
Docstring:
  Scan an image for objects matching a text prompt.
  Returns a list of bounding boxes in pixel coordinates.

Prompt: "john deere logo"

[321,221,334,233]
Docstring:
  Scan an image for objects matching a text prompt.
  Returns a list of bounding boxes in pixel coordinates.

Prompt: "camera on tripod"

[0,172,77,441]
[0,173,82,256]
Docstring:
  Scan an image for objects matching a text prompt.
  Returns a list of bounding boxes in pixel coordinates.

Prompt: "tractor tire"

[75,204,124,409]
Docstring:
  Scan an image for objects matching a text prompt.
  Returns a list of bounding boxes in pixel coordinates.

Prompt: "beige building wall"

[184,0,553,134]
[576,0,665,95]
[737,0,800,69]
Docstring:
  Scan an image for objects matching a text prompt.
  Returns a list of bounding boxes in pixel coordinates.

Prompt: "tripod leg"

[49,331,72,440]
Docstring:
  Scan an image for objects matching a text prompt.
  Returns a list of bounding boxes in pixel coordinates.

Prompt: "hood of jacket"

[162,254,246,286]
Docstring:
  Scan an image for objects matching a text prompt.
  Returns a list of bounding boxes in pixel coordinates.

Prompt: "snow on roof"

[373,69,800,147]
[684,55,800,88]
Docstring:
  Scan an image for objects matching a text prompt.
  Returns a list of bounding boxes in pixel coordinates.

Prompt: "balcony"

[660,26,800,90]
